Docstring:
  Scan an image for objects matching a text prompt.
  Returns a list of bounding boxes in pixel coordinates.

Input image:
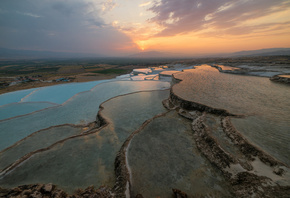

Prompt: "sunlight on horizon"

[0,0,290,55]
[104,0,290,54]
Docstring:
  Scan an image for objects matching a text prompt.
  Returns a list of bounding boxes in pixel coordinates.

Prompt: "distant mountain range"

[227,48,290,57]
[0,48,103,60]
[129,48,290,58]
[0,47,289,60]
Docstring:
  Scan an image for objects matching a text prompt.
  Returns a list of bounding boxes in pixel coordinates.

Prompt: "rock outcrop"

[0,184,113,198]
[172,188,188,198]
[170,89,237,116]
[192,114,236,179]
[270,74,290,84]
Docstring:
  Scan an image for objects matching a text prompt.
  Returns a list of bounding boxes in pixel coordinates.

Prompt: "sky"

[0,0,290,56]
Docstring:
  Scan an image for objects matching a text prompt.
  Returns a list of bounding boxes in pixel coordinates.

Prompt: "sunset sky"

[1,0,290,56]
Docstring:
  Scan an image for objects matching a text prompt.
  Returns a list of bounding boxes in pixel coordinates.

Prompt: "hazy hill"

[1,47,289,60]
[129,51,169,58]
[130,48,290,58]
[129,51,186,58]
[228,48,290,57]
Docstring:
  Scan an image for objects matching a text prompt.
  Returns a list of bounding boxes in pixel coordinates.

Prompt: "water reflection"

[173,65,290,165]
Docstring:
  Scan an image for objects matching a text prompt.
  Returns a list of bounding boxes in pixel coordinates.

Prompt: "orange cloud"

[123,0,290,53]
[139,1,151,7]
[148,0,290,37]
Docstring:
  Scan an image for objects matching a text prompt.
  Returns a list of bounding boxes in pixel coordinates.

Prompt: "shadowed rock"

[0,184,113,198]
[172,188,188,198]
[270,74,290,84]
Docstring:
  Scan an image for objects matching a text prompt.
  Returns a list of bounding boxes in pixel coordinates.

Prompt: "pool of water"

[21,80,110,104]
[0,80,112,120]
[173,65,290,166]
[0,88,38,106]
[0,125,83,171]
[0,102,58,120]
[0,90,169,193]
[173,65,290,118]
[232,116,290,166]
[0,81,170,151]
[1,65,289,195]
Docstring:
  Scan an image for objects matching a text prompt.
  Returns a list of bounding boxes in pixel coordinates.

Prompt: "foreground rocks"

[230,172,290,198]
[270,74,290,84]
[0,184,112,198]
[0,184,191,198]
[172,189,188,198]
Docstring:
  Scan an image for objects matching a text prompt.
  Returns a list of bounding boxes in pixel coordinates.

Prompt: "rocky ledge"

[270,74,290,84]
[170,72,242,117]
[192,114,236,178]
[169,89,237,117]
